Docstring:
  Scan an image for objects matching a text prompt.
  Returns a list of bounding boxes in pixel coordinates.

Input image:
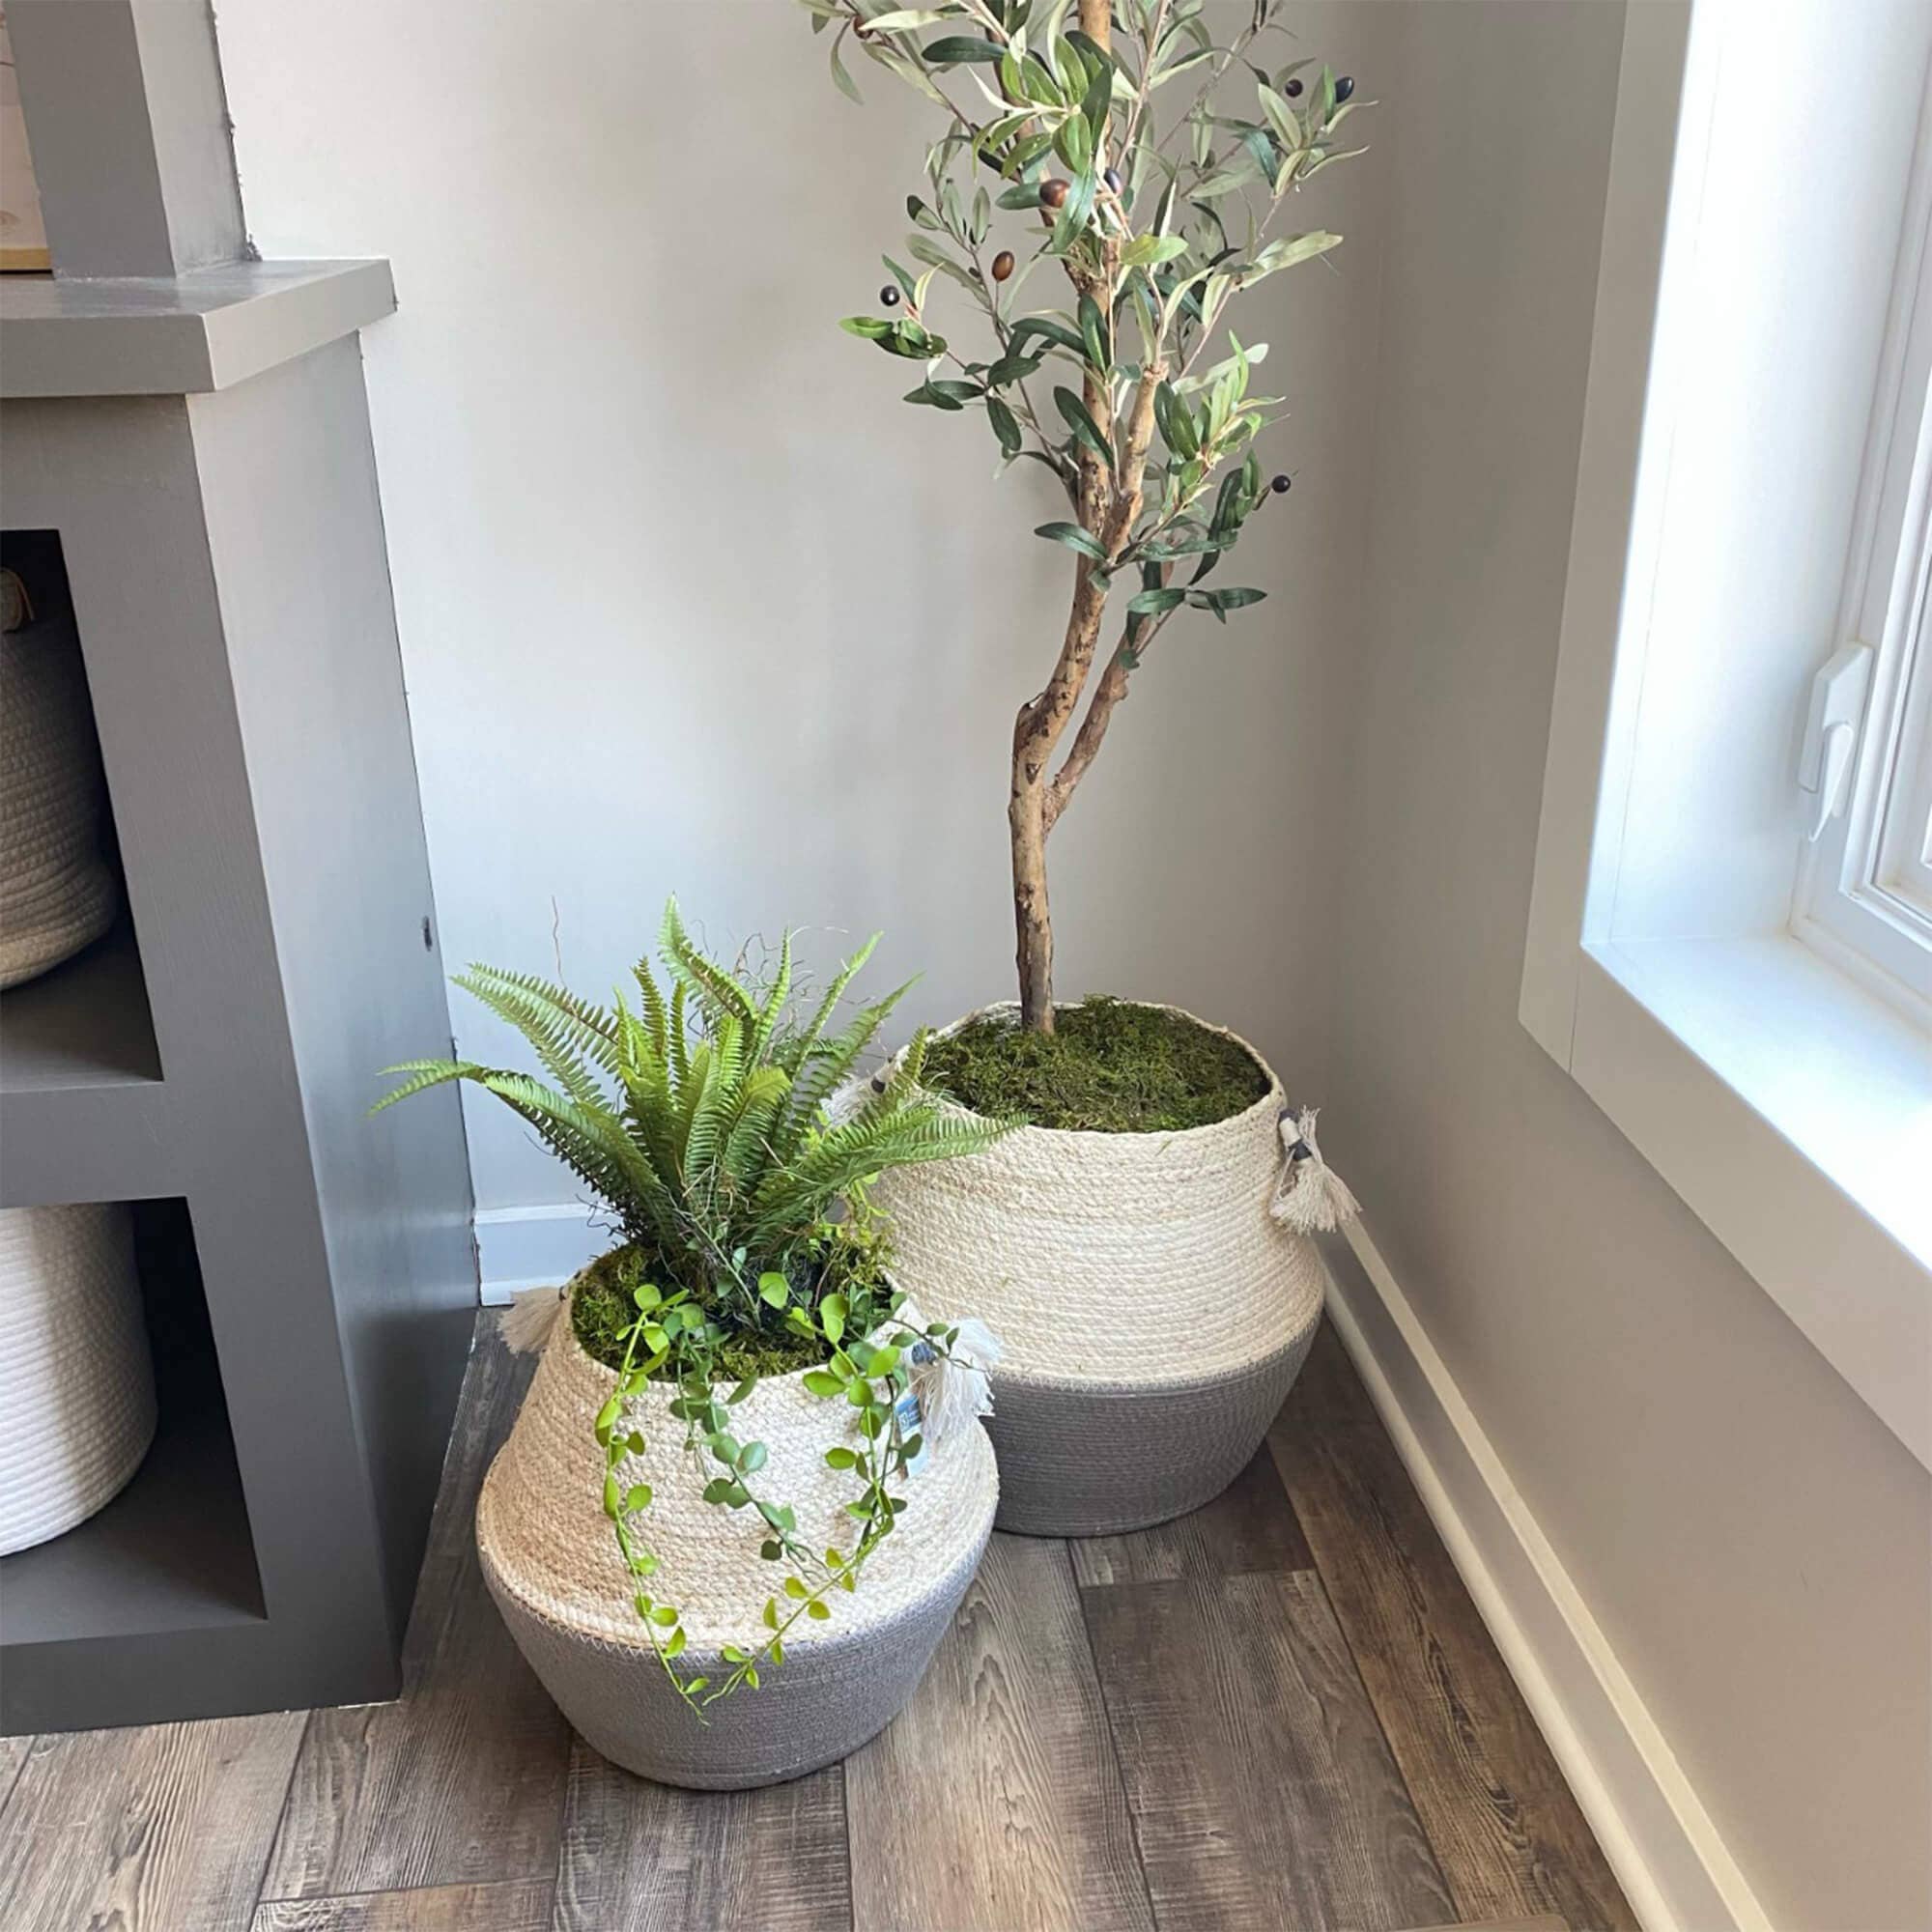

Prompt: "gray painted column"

[8,0,246,278]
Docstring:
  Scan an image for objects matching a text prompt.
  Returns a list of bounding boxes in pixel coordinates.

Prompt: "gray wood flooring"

[0,1316,1636,1932]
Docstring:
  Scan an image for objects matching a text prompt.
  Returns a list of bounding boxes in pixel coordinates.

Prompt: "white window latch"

[1799,641,1874,841]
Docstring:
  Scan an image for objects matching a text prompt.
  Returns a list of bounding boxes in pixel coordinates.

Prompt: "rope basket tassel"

[0,1204,157,1555]
[476,1273,999,1790]
[869,1001,1340,1537]
[0,613,120,991]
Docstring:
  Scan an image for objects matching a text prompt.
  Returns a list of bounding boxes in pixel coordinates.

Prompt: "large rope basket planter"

[0,1204,156,1554]
[872,1003,1326,1537]
[1,608,120,990]
[477,1286,999,1790]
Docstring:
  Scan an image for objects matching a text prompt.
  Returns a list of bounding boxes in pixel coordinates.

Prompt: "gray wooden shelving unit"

[0,0,475,1732]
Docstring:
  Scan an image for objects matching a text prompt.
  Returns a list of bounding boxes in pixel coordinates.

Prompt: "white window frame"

[1520,0,1932,1473]
[1794,134,1932,1013]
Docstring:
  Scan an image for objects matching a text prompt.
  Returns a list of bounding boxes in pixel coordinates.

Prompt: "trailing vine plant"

[374,902,1013,1713]
[804,0,1367,1031]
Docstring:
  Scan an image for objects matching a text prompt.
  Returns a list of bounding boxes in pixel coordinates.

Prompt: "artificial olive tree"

[809,0,1363,1031]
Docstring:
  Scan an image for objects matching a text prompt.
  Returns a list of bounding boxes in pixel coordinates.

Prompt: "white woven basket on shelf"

[477,1280,998,1789]
[0,617,119,989]
[871,1001,1326,1536]
[0,1204,156,1555]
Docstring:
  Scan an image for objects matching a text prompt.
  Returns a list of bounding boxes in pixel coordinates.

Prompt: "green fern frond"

[748,927,792,1065]
[662,897,758,1029]
[684,1016,746,1181]
[456,965,620,1075]
[773,931,880,1075]
[633,952,669,1062]
[673,1038,716,1176]
[750,1103,1009,1246]
[370,1059,485,1113]
[789,980,914,1126]
[452,969,607,1112]
[719,1065,792,1193]
[668,980,690,1088]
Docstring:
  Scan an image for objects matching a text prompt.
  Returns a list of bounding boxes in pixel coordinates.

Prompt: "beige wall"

[1330,6,1932,1926]
[218,0,1382,1213]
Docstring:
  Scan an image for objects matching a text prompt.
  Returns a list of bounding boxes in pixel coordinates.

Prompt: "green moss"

[922,995,1268,1133]
[567,1237,893,1379]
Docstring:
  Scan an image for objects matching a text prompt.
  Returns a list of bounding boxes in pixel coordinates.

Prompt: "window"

[1520,0,1932,1473]
[1795,140,1932,1016]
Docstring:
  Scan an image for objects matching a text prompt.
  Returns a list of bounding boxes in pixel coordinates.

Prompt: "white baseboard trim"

[474,1201,605,1304]
[1323,1223,1772,1932]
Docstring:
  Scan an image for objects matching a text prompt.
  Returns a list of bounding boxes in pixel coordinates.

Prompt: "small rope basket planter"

[871,1002,1327,1536]
[0,614,119,990]
[0,1204,156,1555]
[477,1282,998,1789]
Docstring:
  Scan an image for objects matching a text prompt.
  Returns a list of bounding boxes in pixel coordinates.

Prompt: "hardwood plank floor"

[0,1312,1633,1932]
[845,1533,1156,1932]
[554,1741,849,1931]
[1270,1324,1638,1932]
[252,1879,554,1931]
[1086,1569,1456,1931]
[0,1732,32,1810]
[260,1327,573,1902]
[1069,1445,1313,1586]
[0,1714,305,1932]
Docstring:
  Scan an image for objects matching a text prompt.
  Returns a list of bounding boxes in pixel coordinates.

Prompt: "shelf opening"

[0,1198,266,1648]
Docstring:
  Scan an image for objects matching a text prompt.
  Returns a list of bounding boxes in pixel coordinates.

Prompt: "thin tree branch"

[1044,580,1177,834]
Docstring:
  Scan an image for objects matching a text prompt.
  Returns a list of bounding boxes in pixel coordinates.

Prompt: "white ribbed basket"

[1,618,119,990]
[477,1284,998,1787]
[0,1204,157,1555]
[871,1001,1324,1535]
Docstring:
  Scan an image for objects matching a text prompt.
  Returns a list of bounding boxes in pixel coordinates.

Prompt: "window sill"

[1556,932,1931,1467]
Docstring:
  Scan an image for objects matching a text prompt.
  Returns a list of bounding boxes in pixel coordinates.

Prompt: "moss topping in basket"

[923,996,1269,1133]
[569,1238,892,1380]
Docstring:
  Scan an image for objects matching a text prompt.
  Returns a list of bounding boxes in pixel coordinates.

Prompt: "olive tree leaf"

[864,8,952,31]
[1008,315,1084,358]
[1035,521,1110,561]
[1048,164,1099,254]
[986,394,1023,457]
[1125,584,1186,615]
[1121,233,1189,269]
[830,33,863,102]
[1189,584,1266,622]
[1077,294,1111,375]
[923,34,1007,64]
[1053,384,1114,468]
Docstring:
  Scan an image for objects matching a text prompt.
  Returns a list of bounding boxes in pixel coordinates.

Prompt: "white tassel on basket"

[500,1282,569,1354]
[1269,1107,1361,1235]
[908,1315,1001,1444]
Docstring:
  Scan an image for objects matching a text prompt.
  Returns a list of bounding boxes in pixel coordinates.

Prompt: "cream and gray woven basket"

[0,1204,156,1554]
[477,1292,998,1789]
[1,616,119,990]
[872,1001,1324,1536]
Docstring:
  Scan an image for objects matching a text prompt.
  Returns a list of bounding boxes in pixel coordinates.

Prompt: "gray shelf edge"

[0,259,396,398]
[0,1082,180,1208]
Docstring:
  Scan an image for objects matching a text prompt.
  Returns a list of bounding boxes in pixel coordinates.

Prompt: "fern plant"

[375,900,1013,1713]
[377,898,1002,1309]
